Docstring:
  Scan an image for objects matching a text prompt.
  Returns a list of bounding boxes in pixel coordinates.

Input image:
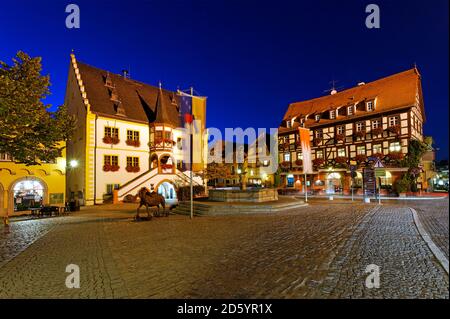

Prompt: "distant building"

[65,53,206,205]
[278,67,431,194]
[208,133,275,188]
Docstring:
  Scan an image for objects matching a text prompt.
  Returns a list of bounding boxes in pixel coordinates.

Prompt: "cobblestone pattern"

[0,218,62,268]
[408,198,449,260]
[103,204,370,298]
[320,205,449,299]
[0,202,448,299]
[0,215,128,298]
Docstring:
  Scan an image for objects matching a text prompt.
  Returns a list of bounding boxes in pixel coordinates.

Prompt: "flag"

[299,127,313,174]
[179,92,207,172]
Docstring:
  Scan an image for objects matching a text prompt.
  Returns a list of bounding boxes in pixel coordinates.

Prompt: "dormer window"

[347,105,354,116]
[315,114,320,122]
[330,110,336,119]
[286,120,292,128]
[366,100,374,111]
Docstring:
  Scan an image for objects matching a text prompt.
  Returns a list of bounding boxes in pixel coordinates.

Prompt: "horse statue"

[136,187,167,220]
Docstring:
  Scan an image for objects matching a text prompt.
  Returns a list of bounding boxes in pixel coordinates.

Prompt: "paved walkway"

[0,201,448,299]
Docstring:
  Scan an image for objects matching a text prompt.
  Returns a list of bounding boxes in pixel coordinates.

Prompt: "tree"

[0,51,74,165]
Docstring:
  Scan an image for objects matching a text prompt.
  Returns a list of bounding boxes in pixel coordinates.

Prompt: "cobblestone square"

[0,199,448,299]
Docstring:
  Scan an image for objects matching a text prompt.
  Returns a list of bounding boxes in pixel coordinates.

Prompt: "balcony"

[149,139,175,151]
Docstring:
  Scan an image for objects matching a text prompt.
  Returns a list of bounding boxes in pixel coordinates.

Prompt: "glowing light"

[69,160,78,168]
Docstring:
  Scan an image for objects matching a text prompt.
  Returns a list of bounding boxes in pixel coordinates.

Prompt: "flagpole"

[304,172,308,202]
[190,86,194,220]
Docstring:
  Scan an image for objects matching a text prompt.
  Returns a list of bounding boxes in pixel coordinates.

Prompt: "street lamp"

[69,160,78,168]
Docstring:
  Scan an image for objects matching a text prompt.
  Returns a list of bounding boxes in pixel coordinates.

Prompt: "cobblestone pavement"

[319,205,449,298]
[406,198,449,260]
[0,201,448,299]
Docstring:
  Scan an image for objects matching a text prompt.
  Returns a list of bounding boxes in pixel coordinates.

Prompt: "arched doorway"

[156,181,177,206]
[9,177,47,212]
[0,183,4,216]
[326,172,342,194]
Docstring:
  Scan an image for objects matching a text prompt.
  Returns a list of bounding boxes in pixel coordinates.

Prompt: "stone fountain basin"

[208,188,278,203]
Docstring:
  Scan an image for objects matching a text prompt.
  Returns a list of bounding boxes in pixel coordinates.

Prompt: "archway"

[155,180,177,206]
[0,183,4,216]
[326,172,342,194]
[9,177,48,212]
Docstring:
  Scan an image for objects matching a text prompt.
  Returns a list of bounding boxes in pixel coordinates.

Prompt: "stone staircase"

[174,199,308,216]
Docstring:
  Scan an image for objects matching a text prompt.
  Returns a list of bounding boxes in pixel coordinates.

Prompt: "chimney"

[358,82,365,86]
[122,69,130,79]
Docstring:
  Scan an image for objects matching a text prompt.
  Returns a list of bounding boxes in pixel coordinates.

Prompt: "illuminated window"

[126,156,139,167]
[284,153,290,162]
[127,130,139,141]
[104,127,119,138]
[371,119,381,129]
[389,116,399,126]
[366,100,374,111]
[338,148,346,157]
[297,153,303,160]
[373,144,382,154]
[356,122,364,132]
[315,114,320,122]
[389,141,401,152]
[347,105,354,116]
[336,125,344,135]
[316,150,324,158]
[315,129,323,138]
[104,155,119,166]
[330,110,336,119]
[286,120,292,128]
[357,145,366,155]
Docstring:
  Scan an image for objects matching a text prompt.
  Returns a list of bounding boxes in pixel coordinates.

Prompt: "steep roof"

[74,59,180,126]
[281,68,424,131]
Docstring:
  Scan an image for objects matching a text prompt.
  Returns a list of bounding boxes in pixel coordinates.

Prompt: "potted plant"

[335,133,345,142]
[371,127,384,136]
[355,154,367,163]
[372,152,384,159]
[389,152,404,160]
[280,161,291,168]
[126,139,140,147]
[355,130,366,138]
[313,137,323,146]
[387,125,400,135]
[312,158,325,168]
[394,175,410,197]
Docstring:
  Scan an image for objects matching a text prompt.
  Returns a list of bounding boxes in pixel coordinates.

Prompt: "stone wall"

[208,188,278,203]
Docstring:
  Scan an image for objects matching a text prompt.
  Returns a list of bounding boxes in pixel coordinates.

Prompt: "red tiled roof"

[280,68,424,131]
[76,61,180,126]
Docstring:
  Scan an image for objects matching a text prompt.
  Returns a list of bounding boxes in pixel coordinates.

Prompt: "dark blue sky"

[1,0,448,158]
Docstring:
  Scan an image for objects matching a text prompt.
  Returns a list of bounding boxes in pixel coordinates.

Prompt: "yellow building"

[0,147,66,218]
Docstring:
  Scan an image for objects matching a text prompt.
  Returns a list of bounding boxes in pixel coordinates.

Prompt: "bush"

[176,185,205,201]
[394,175,410,194]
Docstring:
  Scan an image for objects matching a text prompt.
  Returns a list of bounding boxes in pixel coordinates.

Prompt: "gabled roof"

[281,68,424,131]
[73,58,180,126]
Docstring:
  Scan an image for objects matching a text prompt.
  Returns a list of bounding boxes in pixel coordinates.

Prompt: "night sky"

[1,0,448,159]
